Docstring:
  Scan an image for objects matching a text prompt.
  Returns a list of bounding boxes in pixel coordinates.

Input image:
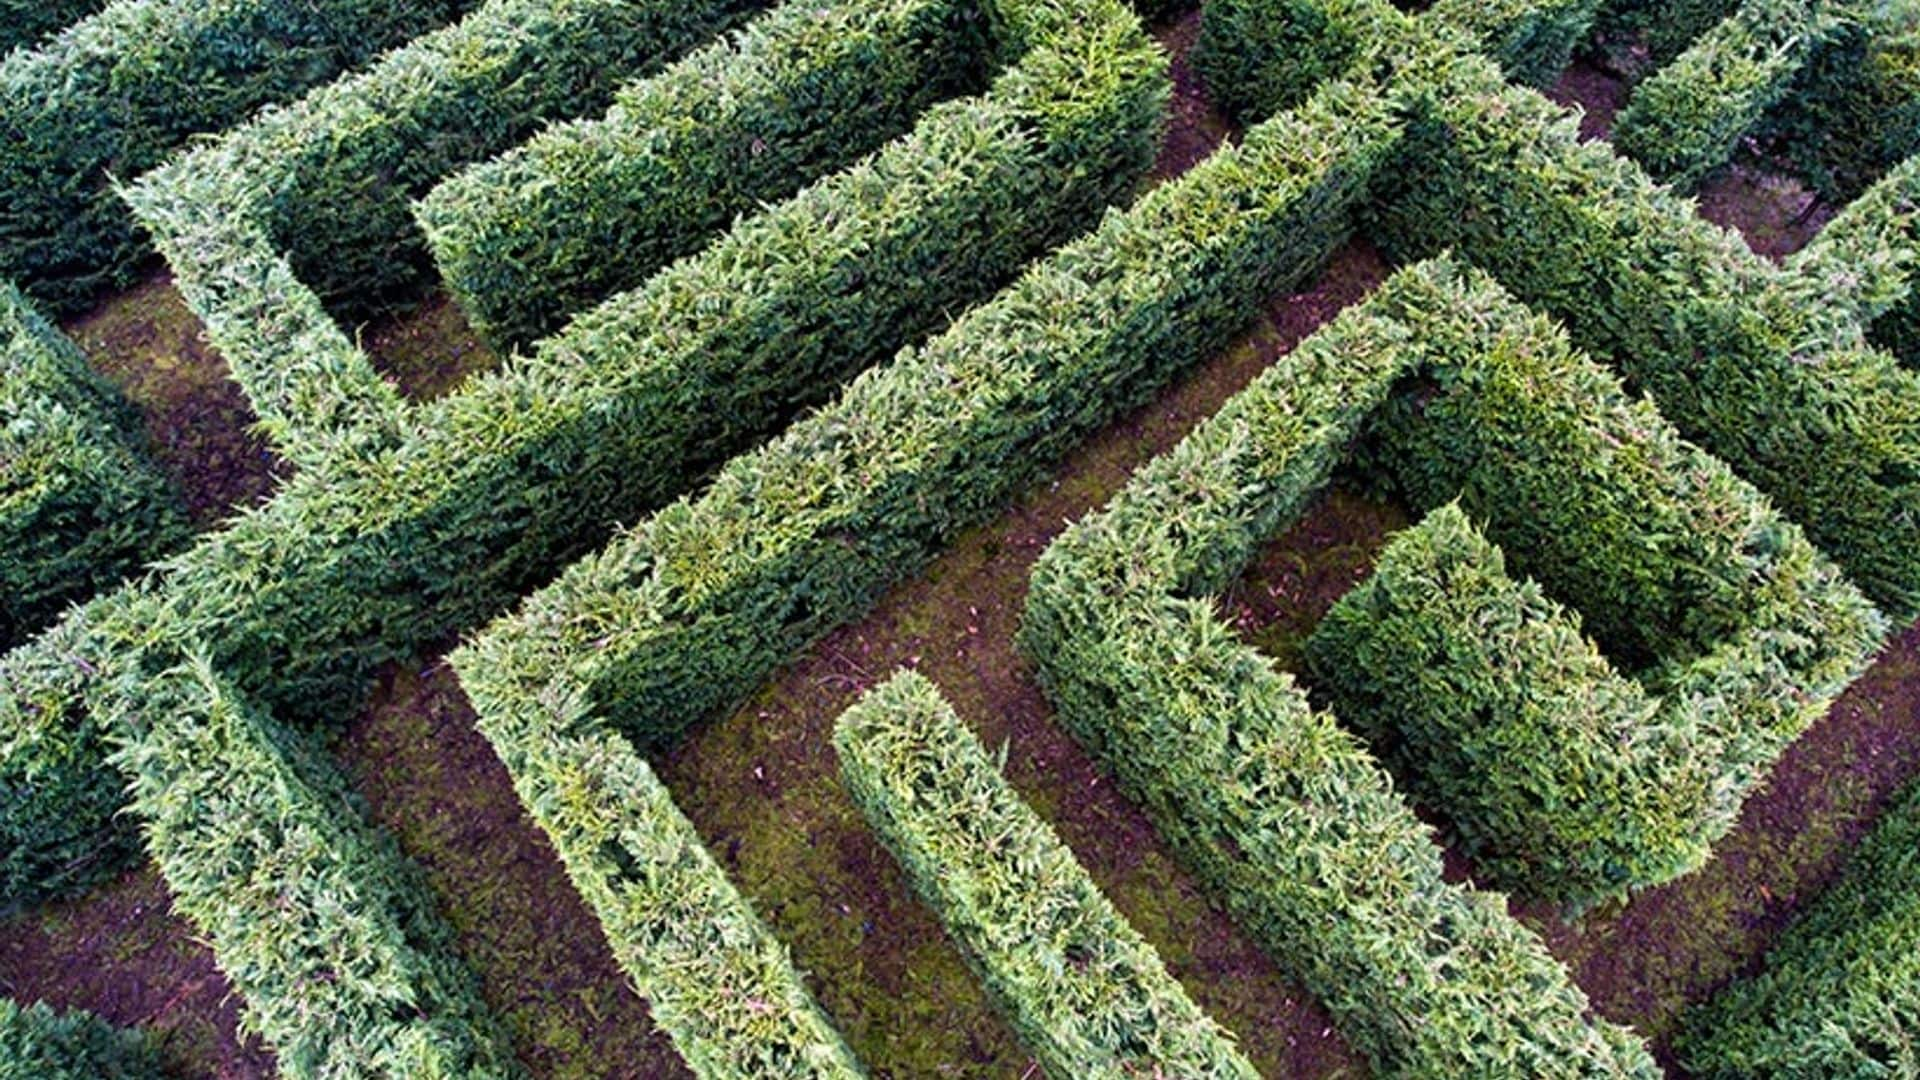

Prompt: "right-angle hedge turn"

[1678,776,1920,1077]
[416,0,991,350]
[833,671,1258,1080]
[0,0,469,315]
[0,1000,158,1080]
[0,283,184,650]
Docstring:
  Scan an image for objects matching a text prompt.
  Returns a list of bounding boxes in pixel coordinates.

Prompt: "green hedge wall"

[1018,257,1656,1076]
[0,0,469,316]
[417,0,991,350]
[1790,151,1920,361]
[1372,53,1920,619]
[451,643,862,1077]
[453,69,1393,773]
[0,0,106,53]
[1591,0,1744,65]
[0,283,184,649]
[1764,1,1920,201]
[96,620,517,1077]
[1613,0,1849,190]
[833,671,1258,1079]
[1678,776,1920,1077]
[0,0,1165,909]
[0,1000,159,1080]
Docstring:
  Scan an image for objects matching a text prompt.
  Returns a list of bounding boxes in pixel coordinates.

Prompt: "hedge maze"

[5,0,1920,1075]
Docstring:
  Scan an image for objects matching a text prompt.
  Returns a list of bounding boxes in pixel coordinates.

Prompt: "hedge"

[0,1000,159,1080]
[96,621,518,1077]
[451,643,862,1077]
[0,0,106,53]
[0,0,1165,908]
[0,283,184,649]
[1763,0,1920,201]
[0,0,468,316]
[1019,258,1658,1075]
[1790,151,1920,361]
[1613,0,1850,190]
[1678,775,1920,1076]
[833,671,1257,1078]
[452,69,1395,775]
[1372,52,1920,619]
[1590,0,1745,65]
[1191,0,1595,124]
[122,0,762,465]
[416,0,991,350]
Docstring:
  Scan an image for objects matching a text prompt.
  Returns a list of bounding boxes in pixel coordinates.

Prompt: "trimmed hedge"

[1790,151,1920,360]
[0,0,469,315]
[0,0,106,53]
[1592,0,1744,64]
[97,621,518,1077]
[1764,0,1920,201]
[0,0,1166,908]
[1678,775,1920,1076]
[1613,0,1849,189]
[0,1000,159,1080]
[123,0,762,464]
[0,283,184,649]
[417,0,991,350]
[1372,52,1920,618]
[833,671,1258,1079]
[1018,258,1658,1075]
[453,69,1395,771]
[451,642,862,1077]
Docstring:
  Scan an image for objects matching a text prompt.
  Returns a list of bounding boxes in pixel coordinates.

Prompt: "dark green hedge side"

[417,0,991,350]
[1427,0,1602,88]
[95,621,518,1077]
[0,284,185,649]
[1678,776,1920,1077]
[0,0,105,53]
[0,0,1166,909]
[1763,3,1920,202]
[1613,0,1848,190]
[1372,53,1920,618]
[0,0,468,315]
[1591,0,1744,65]
[0,999,159,1080]
[1789,152,1920,361]
[833,671,1258,1079]
[1018,258,1656,1077]
[451,646,863,1077]
[453,70,1394,767]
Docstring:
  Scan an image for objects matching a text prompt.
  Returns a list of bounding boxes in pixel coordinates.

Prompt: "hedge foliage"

[1372,53,1920,619]
[1018,257,1656,1077]
[1591,0,1743,64]
[0,0,1165,908]
[834,671,1258,1079]
[0,283,184,649]
[451,642,862,1077]
[0,1000,159,1080]
[97,622,518,1077]
[417,0,991,350]
[1613,0,1849,189]
[1792,151,1920,361]
[1764,0,1920,201]
[122,0,760,464]
[0,0,105,53]
[454,69,1393,777]
[0,0,468,316]
[1678,776,1920,1076]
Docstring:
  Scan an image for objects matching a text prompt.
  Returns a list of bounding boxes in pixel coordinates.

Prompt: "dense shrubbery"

[0,0,105,52]
[1613,0,1848,189]
[452,642,863,1077]
[1678,777,1920,1077]
[1792,152,1920,360]
[417,0,991,349]
[0,0,1164,908]
[0,284,184,648]
[96,621,517,1077]
[0,1000,158,1079]
[1374,53,1920,618]
[0,0,469,315]
[834,671,1257,1079]
[1590,0,1744,64]
[1019,258,1657,1076]
[1765,0,1920,201]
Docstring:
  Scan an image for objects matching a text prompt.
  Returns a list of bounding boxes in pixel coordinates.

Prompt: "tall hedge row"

[0,0,469,315]
[0,284,184,649]
[1591,0,1743,64]
[1018,258,1657,1077]
[0,0,106,53]
[453,70,1394,775]
[96,622,517,1077]
[1791,151,1920,360]
[1678,776,1920,1076]
[451,642,863,1077]
[0,1000,158,1080]
[417,0,991,350]
[1372,53,1920,618]
[0,0,1166,908]
[1764,0,1920,201]
[1613,0,1849,189]
[833,671,1258,1079]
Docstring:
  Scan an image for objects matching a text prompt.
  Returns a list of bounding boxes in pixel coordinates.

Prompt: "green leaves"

[0,999,160,1080]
